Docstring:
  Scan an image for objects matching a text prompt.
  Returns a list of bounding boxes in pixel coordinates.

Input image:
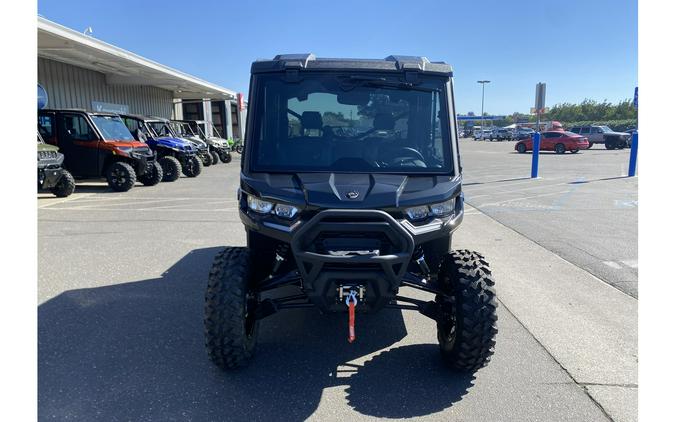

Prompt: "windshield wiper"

[340,76,432,91]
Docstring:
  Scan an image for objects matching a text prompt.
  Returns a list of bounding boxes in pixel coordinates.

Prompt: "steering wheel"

[385,147,425,162]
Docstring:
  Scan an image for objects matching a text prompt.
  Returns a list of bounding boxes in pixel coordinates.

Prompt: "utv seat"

[280,111,330,167]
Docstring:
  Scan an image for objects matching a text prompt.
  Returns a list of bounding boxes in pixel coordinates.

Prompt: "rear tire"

[139,161,163,186]
[159,156,181,182]
[182,155,203,177]
[516,143,527,153]
[570,149,579,154]
[50,170,75,197]
[436,250,498,372]
[106,161,136,192]
[210,150,220,165]
[235,144,244,154]
[204,247,259,370]
[555,143,566,154]
[605,139,616,150]
[587,142,594,149]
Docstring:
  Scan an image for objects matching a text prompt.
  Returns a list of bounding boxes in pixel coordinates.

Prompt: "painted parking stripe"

[603,261,623,270]
[621,260,638,269]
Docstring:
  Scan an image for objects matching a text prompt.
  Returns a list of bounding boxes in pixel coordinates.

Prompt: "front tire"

[159,156,181,182]
[436,250,498,372]
[516,143,527,153]
[182,155,203,177]
[555,143,566,154]
[204,247,259,370]
[50,170,75,197]
[570,149,579,154]
[139,161,163,186]
[219,151,232,163]
[201,152,213,167]
[210,150,220,165]
[106,161,136,192]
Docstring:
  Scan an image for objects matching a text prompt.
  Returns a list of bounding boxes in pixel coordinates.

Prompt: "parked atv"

[169,120,213,166]
[204,54,498,373]
[37,131,75,197]
[177,119,233,164]
[121,114,202,181]
[38,110,162,191]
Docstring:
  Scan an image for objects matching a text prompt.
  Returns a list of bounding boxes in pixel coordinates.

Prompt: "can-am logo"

[346,191,359,199]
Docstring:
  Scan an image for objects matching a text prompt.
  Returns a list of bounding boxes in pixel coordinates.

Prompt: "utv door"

[56,113,101,177]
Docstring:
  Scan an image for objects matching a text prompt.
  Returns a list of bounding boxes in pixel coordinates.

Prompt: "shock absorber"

[413,247,431,276]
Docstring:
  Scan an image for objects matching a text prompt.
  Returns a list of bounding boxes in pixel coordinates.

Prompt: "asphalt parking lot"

[38,146,637,422]
[460,139,638,298]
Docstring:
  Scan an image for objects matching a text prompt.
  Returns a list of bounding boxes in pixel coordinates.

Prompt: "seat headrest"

[301,111,323,130]
[373,113,395,130]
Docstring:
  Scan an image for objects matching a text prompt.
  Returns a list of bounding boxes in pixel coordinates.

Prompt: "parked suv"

[121,114,203,181]
[37,131,75,197]
[568,125,631,150]
[493,128,512,141]
[204,54,498,373]
[38,109,162,191]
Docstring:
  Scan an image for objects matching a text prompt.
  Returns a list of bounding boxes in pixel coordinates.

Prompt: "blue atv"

[121,114,202,182]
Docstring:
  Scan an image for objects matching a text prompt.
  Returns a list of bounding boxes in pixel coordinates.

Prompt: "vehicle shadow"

[39,247,474,421]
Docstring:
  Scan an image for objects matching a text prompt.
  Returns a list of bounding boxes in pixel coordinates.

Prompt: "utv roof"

[41,108,120,117]
[251,54,453,76]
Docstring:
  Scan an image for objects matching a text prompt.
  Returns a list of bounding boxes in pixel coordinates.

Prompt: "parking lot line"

[603,261,623,270]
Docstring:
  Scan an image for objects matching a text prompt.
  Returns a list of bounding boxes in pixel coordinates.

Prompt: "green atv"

[38,131,75,197]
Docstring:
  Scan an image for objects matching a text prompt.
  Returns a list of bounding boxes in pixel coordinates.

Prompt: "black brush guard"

[288,209,415,312]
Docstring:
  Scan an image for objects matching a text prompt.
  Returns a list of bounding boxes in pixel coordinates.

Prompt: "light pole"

[477,80,490,139]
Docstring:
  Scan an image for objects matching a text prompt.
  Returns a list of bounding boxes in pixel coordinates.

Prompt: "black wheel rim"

[438,297,457,349]
[110,167,127,186]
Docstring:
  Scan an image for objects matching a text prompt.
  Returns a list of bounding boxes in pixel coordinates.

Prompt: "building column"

[202,99,213,137]
[238,107,246,140]
[172,99,183,120]
[224,100,234,139]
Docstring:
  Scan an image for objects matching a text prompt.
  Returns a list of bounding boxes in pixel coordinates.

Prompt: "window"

[38,115,54,138]
[90,115,135,141]
[60,114,96,141]
[580,127,590,135]
[250,73,452,174]
[591,127,601,134]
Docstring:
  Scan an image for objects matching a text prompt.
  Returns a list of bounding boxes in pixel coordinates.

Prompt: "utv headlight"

[274,203,298,219]
[405,205,429,221]
[430,198,455,217]
[247,196,274,214]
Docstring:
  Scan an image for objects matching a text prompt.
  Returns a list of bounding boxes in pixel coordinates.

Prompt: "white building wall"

[38,57,174,118]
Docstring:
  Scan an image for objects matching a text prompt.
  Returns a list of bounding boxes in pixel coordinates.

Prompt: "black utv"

[38,110,162,191]
[205,54,498,373]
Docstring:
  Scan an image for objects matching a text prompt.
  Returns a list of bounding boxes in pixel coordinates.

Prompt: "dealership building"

[38,16,246,139]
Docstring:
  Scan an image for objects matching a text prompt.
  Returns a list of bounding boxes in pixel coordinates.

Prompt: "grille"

[38,150,58,160]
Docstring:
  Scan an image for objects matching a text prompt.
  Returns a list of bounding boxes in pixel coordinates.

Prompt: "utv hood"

[241,172,461,209]
[154,136,192,149]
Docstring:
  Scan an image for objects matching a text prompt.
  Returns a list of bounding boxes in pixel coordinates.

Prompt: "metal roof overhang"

[37,17,236,101]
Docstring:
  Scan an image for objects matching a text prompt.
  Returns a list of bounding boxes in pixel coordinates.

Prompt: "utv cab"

[204,54,498,373]
[38,109,162,191]
[176,119,233,164]
[121,114,203,181]
[168,120,214,166]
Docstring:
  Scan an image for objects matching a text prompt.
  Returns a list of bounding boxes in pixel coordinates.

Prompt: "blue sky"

[38,0,637,115]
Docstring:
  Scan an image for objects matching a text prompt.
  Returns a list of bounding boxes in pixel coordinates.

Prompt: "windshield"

[171,122,196,137]
[249,73,452,173]
[599,126,612,132]
[148,121,174,137]
[91,115,135,141]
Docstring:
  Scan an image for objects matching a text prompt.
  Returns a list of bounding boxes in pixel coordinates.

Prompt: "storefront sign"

[92,101,129,114]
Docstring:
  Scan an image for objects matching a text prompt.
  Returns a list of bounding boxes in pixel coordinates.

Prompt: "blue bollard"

[628,131,638,177]
[531,132,541,178]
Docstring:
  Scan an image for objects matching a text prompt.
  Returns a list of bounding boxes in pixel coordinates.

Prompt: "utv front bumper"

[37,153,65,189]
